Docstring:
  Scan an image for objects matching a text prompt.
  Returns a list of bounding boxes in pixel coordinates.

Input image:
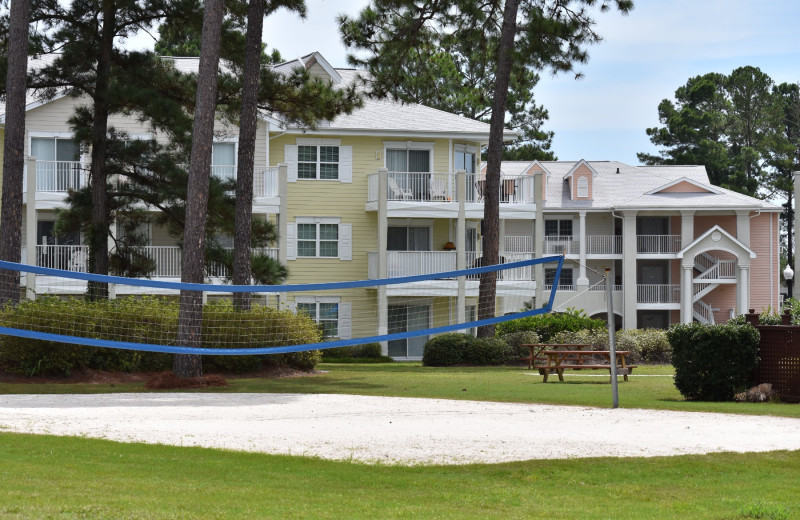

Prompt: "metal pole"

[605,267,619,408]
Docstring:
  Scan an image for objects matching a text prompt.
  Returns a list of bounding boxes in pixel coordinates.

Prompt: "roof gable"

[646,177,721,195]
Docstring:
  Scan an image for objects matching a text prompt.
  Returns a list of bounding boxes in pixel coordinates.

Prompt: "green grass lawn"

[1,363,799,519]
[3,363,799,418]
[0,432,796,520]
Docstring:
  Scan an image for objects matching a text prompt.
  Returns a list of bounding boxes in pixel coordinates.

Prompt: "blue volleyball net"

[0,255,563,356]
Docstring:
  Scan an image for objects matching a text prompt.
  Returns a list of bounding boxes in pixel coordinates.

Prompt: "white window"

[211,142,236,182]
[287,218,351,260]
[285,140,352,183]
[577,176,589,198]
[545,267,573,289]
[31,137,81,192]
[295,297,351,339]
[298,145,339,180]
[384,141,433,173]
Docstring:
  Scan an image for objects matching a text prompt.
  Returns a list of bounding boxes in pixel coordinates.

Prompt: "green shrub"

[321,343,383,359]
[549,329,608,349]
[616,329,671,364]
[0,297,322,376]
[495,308,606,342]
[422,333,470,367]
[667,322,760,401]
[500,330,540,360]
[463,337,512,365]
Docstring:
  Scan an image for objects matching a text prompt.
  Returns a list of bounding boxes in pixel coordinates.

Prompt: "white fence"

[368,251,535,281]
[35,161,86,192]
[586,235,622,254]
[367,172,535,204]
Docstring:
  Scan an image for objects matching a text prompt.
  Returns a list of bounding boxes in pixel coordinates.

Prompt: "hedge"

[0,296,322,376]
[667,322,760,401]
[495,308,605,342]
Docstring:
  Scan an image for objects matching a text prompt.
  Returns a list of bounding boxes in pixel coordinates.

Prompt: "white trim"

[296,216,342,225]
[295,295,341,304]
[302,52,342,85]
[296,137,342,146]
[454,143,478,154]
[383,140,435,150]
[28,130,75,139]
[645,176,722,195]
[563,159,598,179]
[388,218,434,227]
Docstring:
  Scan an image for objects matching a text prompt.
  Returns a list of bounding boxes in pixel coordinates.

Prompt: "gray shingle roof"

[500,160,780,211]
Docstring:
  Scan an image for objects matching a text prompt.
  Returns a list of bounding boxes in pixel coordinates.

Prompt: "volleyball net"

[0,255,563,356]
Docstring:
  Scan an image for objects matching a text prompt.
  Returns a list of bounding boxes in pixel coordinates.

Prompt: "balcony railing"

[543,236,578,255]
[637,284,680,303]
[587,235,622,254]
[505,235,532,253]
[368,251,536,281]
[254,167,279,197]
[367,172,535,204]
[29,245,278,278]
[637,235,681,254]
[35,161,86,192]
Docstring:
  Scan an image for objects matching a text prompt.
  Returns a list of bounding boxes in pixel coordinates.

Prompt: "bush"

[422,333,470,366]
[616,329,671,364]
[495,308,606,342]
[321,343,383,359]
[463,337,513,365]
[667,322,760,401]
[0,297,323,376]
[500,330,540,360]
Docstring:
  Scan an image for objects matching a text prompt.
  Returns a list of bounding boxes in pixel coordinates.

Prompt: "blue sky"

[133,0,799,166]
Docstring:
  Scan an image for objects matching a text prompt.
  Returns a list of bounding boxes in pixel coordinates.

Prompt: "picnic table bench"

[521,343,637,383]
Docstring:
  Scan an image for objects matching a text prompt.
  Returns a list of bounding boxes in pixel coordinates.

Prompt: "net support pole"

[456,169,466,325]
[377,168,389,355]
[605,267,619,408]
[25,156,37,300]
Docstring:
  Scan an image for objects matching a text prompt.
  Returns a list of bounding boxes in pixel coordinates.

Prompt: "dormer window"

[577,176,589,198]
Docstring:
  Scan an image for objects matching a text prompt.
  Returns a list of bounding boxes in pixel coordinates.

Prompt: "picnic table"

[521,343,637,383]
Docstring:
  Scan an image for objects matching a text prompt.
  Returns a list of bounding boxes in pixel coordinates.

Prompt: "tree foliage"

[340,0,632,335]
[639,66,788,198]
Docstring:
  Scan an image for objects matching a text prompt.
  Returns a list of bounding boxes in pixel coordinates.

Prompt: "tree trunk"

[86,0,116,301]
[0,0,31,306]
[174,0,225,378]
[477,0,519,338]
[232,0,265,312]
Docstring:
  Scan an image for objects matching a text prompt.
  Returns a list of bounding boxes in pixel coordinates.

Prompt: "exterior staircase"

[691,253,737,324]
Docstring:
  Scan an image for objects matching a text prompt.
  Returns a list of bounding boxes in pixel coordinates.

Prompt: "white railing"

[368,251,535,281]
[637,284,680,303]
[696,259,736,280]
[544,284,576,291]
[130,246,279,278]
[367,172,535,204]
[637,235,681,254]
[587,235,622,254]
[36,245,88,272]
[36,161,86,192]
[254,167,279,197]
[504,236,532,253]
[589,284,623,291]
[543,236,578,255]
[693,300,715,324]
[211,165,236,182]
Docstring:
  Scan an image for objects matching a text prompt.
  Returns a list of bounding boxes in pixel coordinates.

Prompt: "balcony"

[27,245,278,278]
[637,284,680,304]
[637,235,681,254]
[368,251,536,281]
[542,235,621,256]
[367,172,535,205]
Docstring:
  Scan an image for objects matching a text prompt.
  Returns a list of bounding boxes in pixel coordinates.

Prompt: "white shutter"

[339,146,352,184]
[339,223,352,261]
[286,222,296,260]
[338,302,352,339]
[285,145,298,182]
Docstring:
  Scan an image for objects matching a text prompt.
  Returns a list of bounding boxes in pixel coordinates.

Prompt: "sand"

[2,393,800,465]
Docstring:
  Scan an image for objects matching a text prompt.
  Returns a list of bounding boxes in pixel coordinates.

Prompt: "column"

[277,163,288,309]
[622,210,638,329]
[681,264,693,323]
[577,211,588,287]
[794,172,800,276]
[533,171,545,308]
[680,210,694,248]
[456,170,466,325]
[737,265,749,316]
[377,168,389,355]
[25,156,37,300]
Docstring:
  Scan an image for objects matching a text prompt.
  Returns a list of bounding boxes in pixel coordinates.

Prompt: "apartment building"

[0,51,781,359]
[521,159,781,329]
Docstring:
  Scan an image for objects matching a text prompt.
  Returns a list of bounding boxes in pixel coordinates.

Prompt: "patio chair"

[388,177,413,200]
[429,179,448,200]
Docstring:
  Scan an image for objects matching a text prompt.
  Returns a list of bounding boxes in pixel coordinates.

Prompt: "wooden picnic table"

[521,343,636,383]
